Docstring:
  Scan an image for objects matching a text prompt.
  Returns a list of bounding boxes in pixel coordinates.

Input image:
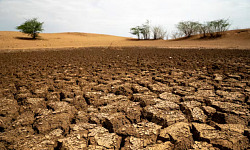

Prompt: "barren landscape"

[0,30,250,149]
[1,29,250,51]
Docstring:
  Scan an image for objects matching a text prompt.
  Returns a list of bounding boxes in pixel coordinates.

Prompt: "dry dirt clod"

[160,122,194,149]
[0,47,249,149]
[192,122,249,150]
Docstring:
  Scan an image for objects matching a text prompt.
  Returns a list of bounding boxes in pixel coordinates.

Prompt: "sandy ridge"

[0,29,250,51]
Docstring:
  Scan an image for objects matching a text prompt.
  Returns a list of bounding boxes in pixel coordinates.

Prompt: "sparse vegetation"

[197,23,209,38]
[177,19,230,38]
[130,26,141,39]
[16,18,44,39]
[131,19,230,40]
[130,20,151,40]
[140,20,151,40]
[152,26,167,40]
[130,20,167,40]
[207,19,230,37]
[176,21,200,37]
[171,31,184,39]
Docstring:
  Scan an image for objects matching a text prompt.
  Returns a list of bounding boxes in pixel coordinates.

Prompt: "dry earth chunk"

[144,141,174,150]
[0,98,19,118]
[195,89,216,98]
[131,122,162,144]
[192,141,219,150]
[88,126,122,149]
[144,104,187,127]
[202,106,216,116]
[159,92,181,103]
[211,100,249,115]
[148,83,171,93]
[34,111,74,134]
[181,101,207,122]
[216,90,245,102]
[215,123,246,134]
[58,132,88,149]
[160,122,194,149]
[131,84,150,93]
[13,111,34,127]
[132,93,160,106]
[192,123,249,150]
[99,99,142,123]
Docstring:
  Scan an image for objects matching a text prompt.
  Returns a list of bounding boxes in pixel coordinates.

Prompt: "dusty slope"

[0,29,250,50]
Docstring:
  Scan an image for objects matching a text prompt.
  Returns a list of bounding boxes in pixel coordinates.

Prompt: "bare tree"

[197,23,209,38]
[152,26,160,40]
[159,28,167,40]
[171,31,183,39]
[165,33,169,40]
[152,26,167,40]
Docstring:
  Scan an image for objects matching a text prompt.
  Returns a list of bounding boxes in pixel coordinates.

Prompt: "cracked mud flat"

[0,47,249,150]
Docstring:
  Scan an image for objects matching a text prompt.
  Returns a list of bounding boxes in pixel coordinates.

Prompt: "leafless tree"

[152,26,167,40]
[197,23,209,38]
[171,31,183,39]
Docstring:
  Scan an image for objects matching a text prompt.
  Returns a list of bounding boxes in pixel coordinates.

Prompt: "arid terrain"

[0,29,250,50]
[0,30,250,149]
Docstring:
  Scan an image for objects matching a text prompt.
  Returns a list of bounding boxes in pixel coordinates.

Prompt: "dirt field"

[0,47,249,149]
[1,29,250,50]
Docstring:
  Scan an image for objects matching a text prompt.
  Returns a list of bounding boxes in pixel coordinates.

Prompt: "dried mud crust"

[0,47,249,150]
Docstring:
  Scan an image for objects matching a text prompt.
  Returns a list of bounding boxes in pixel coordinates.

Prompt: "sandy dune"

[0,29,250,51]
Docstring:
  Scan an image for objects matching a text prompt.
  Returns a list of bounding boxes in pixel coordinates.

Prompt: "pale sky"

[0,0,249,37]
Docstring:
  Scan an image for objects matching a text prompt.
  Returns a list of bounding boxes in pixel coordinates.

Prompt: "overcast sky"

[0,0,249,37]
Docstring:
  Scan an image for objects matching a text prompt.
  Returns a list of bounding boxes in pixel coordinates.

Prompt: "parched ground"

[1,29,250,50]
[0,47,249,149]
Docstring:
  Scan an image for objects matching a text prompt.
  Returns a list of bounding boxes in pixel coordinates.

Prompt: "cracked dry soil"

[0,47,249,150]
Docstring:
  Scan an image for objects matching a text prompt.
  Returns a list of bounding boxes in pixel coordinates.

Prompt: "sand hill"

[0,29,250,51]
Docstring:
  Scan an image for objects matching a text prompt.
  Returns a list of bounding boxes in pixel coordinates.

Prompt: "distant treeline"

[130,19,230,40]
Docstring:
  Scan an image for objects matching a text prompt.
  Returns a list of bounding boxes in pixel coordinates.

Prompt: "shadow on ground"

[15,37,43,40]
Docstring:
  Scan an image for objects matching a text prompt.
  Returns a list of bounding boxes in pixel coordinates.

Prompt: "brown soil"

[0,47,249,149]
[1,29,250,51]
